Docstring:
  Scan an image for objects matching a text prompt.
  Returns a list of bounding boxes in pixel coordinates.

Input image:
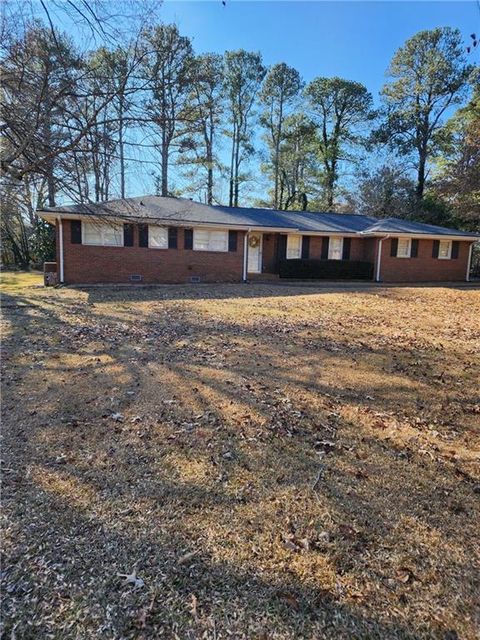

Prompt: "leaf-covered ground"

[2,273,480,639]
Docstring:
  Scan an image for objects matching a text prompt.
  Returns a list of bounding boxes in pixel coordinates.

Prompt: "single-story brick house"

[37,196,479,284]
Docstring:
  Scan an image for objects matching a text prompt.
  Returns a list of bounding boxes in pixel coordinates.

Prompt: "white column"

[58,217,64,284]
[375,237,383,282]
[466,242,473,282]
[242,230,249,282]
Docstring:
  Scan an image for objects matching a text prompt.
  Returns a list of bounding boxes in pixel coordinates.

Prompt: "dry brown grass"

[2,274,480,639]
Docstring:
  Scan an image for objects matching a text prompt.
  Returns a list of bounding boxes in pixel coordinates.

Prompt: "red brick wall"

[380,238,471,282]
[59,221,246,284]
[56,222,472,284]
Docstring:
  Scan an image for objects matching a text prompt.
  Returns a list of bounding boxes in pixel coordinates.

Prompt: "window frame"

[148,225,169,249]
[193,228,229,253]
[396,237,412,259]
[438,240,452,260]
[286,234,302,260]
[328,236,344,261]
[82,221,123,247]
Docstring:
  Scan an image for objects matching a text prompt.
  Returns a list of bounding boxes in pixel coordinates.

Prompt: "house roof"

[362,217,479,238]
[38,196,480,238]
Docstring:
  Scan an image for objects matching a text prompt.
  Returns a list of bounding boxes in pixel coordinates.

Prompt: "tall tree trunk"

[103,117,109,201]
[234,134,241,207]
[416,149,427,200]
[46,160,56,207]
[206,115,214,205]
[207,160,213,205]
[118,92,125,199]
[323,152,335,208]
[161,128,168,196]
[43,105,56,207]
[228,124,236,207]
[273,99,283,209]
[326,178,334,208]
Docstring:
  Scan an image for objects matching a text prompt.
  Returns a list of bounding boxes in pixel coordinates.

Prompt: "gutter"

[375,235,390,283]
[57,216,64,284]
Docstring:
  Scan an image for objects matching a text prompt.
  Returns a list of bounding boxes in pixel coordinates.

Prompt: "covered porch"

[244,231,377,280]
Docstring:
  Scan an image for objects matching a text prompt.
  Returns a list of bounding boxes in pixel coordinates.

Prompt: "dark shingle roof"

[39,196,480,238]
[362,217,479,237]
[213,205,377,232]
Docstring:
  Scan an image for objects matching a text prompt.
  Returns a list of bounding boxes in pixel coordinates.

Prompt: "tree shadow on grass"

[2,288,479,638]
[76,281,480,306]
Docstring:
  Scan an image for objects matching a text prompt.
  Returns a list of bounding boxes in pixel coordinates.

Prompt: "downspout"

[375,235,390,283]
[57,216,64,284]
[242,229,250,282]
[466,242,474,282]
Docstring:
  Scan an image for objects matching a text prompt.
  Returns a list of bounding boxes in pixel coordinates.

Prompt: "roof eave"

[361,231,480,240]
[38,210,480,240]
[36,211,298,233]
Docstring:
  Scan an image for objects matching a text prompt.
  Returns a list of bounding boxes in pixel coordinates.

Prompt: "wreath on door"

[249,235,260,248]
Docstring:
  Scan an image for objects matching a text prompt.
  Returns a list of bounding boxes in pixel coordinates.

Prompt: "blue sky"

[160,0,479,102]
[141,1,480,202]
[38,0,480,203]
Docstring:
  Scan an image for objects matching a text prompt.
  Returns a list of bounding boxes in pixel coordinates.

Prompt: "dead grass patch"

[2,275,480,638]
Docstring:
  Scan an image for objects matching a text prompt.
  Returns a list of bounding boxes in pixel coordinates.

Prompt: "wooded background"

[1,0,479,267]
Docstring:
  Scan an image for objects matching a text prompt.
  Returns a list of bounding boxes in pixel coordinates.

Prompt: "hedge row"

[279,259,374,280]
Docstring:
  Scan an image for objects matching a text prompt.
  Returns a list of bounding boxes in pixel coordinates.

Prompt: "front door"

[247,233,263,273]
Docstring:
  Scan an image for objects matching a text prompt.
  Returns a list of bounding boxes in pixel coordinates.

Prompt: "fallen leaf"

[276,590,300,610]
[117,569,144,588]
[178,550,199,566]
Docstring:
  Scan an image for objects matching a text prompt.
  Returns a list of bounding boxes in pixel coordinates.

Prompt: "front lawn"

[2,280,479,639]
